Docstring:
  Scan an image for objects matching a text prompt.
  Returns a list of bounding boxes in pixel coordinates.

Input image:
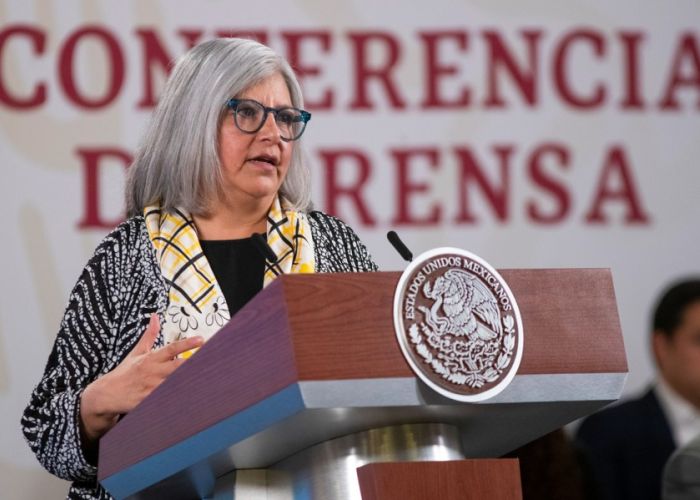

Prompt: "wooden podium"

[97,270,626,499]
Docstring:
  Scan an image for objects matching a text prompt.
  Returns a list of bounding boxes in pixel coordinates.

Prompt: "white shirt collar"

[655,375,700,448]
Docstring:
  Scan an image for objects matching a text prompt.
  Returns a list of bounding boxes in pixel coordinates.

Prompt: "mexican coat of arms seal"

[393,248,524,402]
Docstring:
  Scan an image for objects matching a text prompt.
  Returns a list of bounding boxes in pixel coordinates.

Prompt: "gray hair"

[126,38,312,216]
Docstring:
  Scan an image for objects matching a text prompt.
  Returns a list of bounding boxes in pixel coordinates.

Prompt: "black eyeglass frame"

[225,98,312,142]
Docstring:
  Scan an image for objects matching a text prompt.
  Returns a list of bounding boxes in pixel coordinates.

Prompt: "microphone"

[252,233,284,274]
[387,231,413,262]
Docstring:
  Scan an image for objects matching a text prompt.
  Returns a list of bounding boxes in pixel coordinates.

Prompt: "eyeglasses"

[225,98,311,142]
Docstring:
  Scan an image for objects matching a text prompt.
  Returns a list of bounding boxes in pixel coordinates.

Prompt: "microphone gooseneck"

[387,231,413,262]
[252,233,284,274]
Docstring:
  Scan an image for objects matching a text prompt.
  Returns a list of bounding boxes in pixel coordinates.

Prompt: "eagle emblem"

[421,269,501,342]
[394,249,523,402]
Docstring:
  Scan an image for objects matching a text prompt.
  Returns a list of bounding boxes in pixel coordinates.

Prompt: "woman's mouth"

[248,154,279,167]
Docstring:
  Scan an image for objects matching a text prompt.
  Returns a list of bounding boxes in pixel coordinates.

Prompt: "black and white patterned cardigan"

[21,211,378,500]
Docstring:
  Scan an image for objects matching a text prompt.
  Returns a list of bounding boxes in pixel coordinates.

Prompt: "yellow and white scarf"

[144,196,314,353]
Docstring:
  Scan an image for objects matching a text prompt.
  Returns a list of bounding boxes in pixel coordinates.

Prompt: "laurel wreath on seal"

[409,314,516,388]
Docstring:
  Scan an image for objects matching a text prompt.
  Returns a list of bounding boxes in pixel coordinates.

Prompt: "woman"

[21,38,377,500]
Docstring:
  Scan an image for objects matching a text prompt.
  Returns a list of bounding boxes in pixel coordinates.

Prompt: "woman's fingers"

[131,314,161,355]
[124,342,198,409]
[154,336,204,362]
[81,325,202,430]
[154,357,188,379]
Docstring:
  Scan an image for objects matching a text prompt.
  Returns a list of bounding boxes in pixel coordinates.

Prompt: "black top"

[199,236,265,317]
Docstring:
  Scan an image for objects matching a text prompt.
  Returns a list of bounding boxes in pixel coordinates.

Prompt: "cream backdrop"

[1,0,699,497]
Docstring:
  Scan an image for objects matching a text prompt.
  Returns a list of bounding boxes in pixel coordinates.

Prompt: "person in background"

[21,38,377,500]
[576,279,700,500]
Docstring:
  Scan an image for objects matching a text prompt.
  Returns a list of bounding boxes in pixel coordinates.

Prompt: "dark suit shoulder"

[577,388,672,447]
[575,387,676,500]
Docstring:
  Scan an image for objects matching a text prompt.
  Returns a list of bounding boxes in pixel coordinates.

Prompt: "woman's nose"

[257,111,282,141]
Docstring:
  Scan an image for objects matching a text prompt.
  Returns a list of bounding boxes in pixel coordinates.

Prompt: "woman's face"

[218,72,293,207]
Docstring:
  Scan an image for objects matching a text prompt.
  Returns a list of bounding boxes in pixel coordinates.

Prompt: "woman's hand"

[79,314,203,445]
